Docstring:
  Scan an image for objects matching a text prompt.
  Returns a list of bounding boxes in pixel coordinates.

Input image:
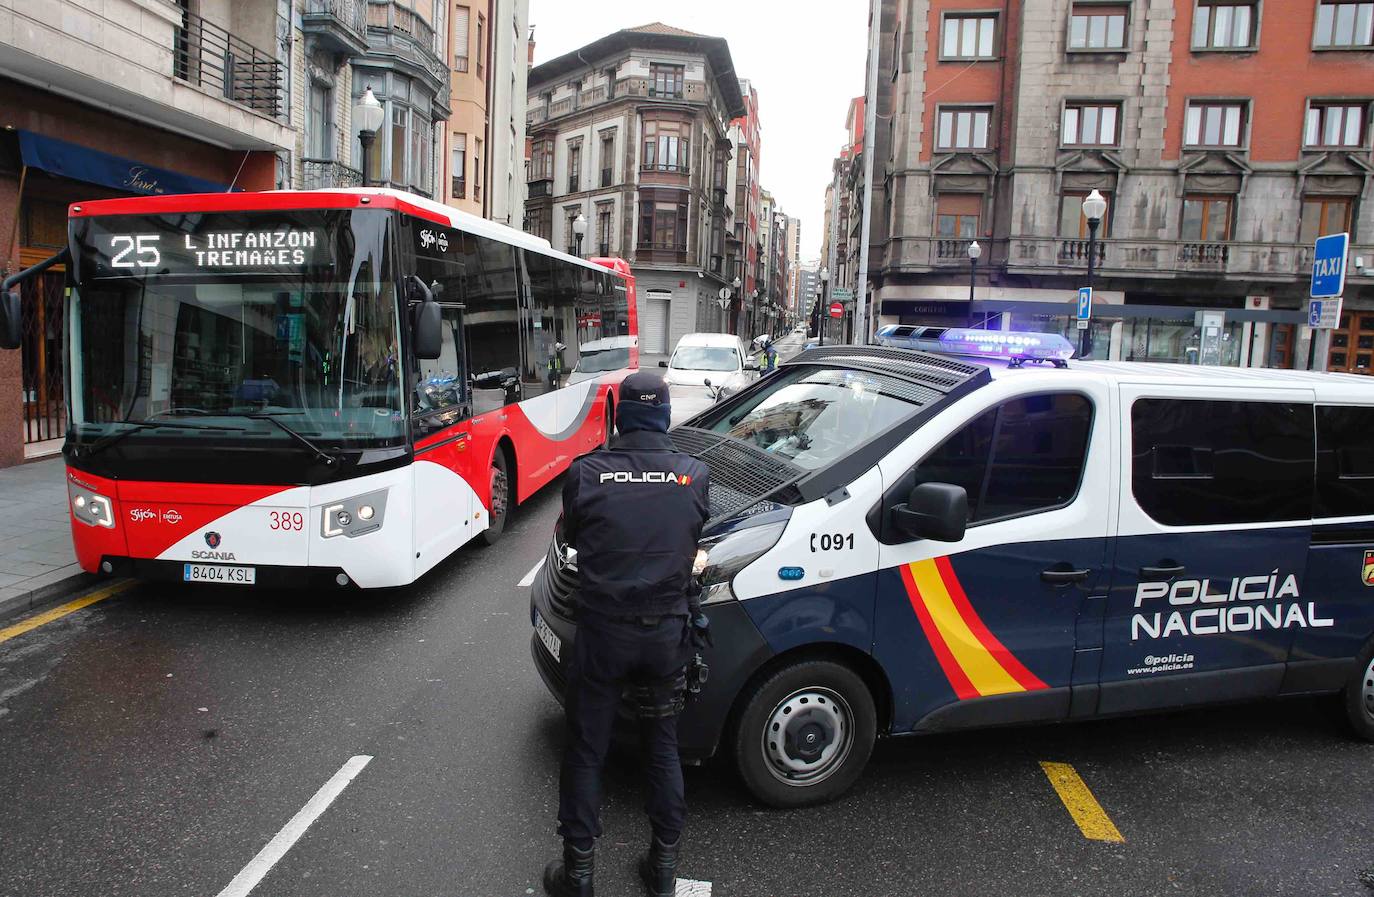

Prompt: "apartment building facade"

[524,24,745,355]
[729,80,764,336]
[871,0,1374,369]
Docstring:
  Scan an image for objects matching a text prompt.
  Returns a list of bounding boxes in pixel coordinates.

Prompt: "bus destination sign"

[81,221,333,277]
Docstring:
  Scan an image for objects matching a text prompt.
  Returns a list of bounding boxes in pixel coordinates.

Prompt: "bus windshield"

[67,209,404,451]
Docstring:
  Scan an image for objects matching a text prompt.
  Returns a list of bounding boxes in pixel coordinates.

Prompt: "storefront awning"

[17,130,235,196]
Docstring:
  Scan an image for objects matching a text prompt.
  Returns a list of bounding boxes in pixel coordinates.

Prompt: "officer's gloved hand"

[690,612,713,649]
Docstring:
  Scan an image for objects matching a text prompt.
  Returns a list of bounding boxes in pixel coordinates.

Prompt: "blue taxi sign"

[1311,232,1349,299]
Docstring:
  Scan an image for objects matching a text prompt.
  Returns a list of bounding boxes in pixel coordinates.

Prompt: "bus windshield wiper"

[81,420,246,458]
[223,412,338,467]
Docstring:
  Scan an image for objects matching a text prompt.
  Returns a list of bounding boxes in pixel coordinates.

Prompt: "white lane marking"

[518,558,545,588]
[676,879,712,896]
[215,755,373,897]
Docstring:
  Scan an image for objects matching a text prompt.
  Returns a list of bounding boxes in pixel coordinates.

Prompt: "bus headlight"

[697,519,788,605]
[321,489,388,538]
[69,484,115,529]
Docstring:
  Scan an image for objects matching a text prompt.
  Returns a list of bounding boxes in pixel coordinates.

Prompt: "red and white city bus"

[6,188,637,589]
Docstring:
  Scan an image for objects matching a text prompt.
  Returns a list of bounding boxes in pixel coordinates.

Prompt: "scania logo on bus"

[204,532,222,549]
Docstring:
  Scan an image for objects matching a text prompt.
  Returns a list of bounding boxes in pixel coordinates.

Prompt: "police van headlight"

[697,519,788,605]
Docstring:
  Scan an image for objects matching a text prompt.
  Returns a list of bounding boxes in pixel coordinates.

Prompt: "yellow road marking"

[0,581,135,645]
[1039,761,1125,843]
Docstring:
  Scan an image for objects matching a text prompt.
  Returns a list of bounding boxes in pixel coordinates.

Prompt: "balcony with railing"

[636,241,690,266]
[366,1,450,105]
[174,11,285,121]
[302,0,368,55]
[302,158,363,189]
[528,177,553,199]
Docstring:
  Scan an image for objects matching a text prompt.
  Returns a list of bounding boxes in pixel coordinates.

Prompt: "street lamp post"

[353,86,385,188]
[572,213,587,258]
[1081,189,1107,358]
[819,266,830,347]
[966,240,982,327]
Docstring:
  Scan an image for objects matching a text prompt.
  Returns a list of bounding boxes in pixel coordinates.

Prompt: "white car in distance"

[659,332,758,423]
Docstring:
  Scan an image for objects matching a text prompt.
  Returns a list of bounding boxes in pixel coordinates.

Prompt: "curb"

[0,569,102,626]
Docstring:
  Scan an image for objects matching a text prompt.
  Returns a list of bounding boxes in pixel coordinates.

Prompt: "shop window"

[1069,3,1129,49]
[1192,0,1257,48]
[936,193,982,238]
[1360,354,1373,370]
[1300,196,1355,243]
[1181,195,1233,241]
[1060,192,1113,237]
[1305,103,1367,147]
[1314,0,1374,48]
[1333,351,1349,367]
[1185,101,1247,147]
[1334,332,1350,347]
[942,14,997,59]
[1131,398,1314,526]
[1062,103,1120,146]
[936,106,992,150]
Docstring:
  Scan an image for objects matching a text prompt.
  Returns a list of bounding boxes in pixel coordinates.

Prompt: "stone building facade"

[871,0,1374,369]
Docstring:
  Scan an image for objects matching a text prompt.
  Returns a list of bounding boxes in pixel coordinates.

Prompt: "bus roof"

[68,187,623,278]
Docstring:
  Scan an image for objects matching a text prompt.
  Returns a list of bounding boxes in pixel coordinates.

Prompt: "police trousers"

[557,613,691,846]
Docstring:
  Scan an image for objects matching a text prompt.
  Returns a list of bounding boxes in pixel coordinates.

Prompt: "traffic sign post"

[829,302,844,319]
[1076,287,1092,331]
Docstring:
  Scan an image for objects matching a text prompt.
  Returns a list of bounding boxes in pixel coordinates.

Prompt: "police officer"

[544,371,710,897]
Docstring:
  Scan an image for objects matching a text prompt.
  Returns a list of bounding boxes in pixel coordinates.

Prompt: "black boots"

[637,835,680,897]
[543,842,595,897]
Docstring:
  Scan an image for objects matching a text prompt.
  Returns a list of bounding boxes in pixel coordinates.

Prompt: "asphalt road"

[4,371,1374,895]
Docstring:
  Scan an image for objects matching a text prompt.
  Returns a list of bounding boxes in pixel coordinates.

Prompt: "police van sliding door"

[1100,386,1316,714]
[872,381,1114,732]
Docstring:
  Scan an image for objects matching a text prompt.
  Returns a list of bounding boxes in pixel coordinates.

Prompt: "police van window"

[706,366,915,470]
[1316,405,1374,518]
[913,393,1091,523]
[1131,398,1314,526]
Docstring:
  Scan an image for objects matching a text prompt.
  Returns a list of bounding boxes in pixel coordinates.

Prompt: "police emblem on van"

[1363,550,1374,587]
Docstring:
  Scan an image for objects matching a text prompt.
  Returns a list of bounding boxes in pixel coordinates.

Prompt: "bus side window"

[463,233,522,414]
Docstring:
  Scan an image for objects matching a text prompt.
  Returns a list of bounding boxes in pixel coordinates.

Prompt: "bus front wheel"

[480,450,512,546]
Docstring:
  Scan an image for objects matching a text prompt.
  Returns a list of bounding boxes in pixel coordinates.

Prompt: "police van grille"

[545,537,580,617]
[786,345,984,390]
[670,427,806,523]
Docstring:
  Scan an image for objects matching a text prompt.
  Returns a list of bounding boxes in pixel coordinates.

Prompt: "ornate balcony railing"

[302,0,368,54]
[174,11,285,121]
[1058,239,1107,263]
[640,162,691,175]
[366,1,449,101]
[935,239,977,260]
[302,159,363,189]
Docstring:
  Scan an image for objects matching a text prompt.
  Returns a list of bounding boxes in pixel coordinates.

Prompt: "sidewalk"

[0,457,86,618]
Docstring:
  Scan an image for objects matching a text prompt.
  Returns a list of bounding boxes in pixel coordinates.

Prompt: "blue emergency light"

[935,328,1075,367]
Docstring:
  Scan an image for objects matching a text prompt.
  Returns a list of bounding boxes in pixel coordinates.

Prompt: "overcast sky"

[529,0,869,263]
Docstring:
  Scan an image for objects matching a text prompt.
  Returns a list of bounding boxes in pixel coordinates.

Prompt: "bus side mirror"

[407,275,443,360]
[891,483,968,543]
[0,291,20,350]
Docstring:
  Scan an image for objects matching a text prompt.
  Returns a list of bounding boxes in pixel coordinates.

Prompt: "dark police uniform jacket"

[561,429,710,619]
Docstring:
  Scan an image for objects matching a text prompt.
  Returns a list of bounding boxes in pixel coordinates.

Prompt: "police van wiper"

[217,412,339,467]
[80,419,246,458]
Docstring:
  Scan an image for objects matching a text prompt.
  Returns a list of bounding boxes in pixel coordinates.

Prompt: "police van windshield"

[705,366,915,470]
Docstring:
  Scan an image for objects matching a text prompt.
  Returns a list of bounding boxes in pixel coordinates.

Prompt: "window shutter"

[453,6,470,69]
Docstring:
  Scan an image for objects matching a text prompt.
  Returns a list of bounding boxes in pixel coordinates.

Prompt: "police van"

[530,331,1374,807]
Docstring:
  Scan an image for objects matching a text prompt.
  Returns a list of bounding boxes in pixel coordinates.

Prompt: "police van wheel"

[732,660,877,808]
[1343,644,1374,741]
[479,451,512,546]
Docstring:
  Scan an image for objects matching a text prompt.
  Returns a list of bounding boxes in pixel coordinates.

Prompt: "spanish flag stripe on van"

[902,558,1048,698]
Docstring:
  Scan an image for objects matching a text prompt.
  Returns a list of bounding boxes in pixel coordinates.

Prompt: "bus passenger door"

[872,383,1112,733]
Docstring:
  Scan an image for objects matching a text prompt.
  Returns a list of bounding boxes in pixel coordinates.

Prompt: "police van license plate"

[183,563,256,585]
[534,610,562,661]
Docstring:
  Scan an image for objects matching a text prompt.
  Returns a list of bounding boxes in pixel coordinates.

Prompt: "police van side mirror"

[0,291,21,351]
[891,483,968,543]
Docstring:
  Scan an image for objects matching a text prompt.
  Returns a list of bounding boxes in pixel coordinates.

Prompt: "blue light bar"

[936,328,1075,363]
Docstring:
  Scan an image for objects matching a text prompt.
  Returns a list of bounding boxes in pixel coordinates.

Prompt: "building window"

[596,204,614,256]
[1192,0,1257,49]
[1184,101,1246,147]
[531,139,553,181]
[567,140,581,193]
[451,134,466,199]
[1060,191,1113,237]
[942,14,996,59]
[1069,3,1128,49]
[936,193,981,237]
[1181,194,1233,240]
[639,194,689,250]
[1062,103,1120,146]
[600,130,615,187]
[650,63,685,98]
[307,82,332,159]
[642,119,690,172]
[571,79,583,111]
[473,137,482,202]
[453,5,470,72]
[476,13,485,78]
[1314,0,1374,47]
[1300,196,1354,242]
[1305,102,1367,147]
[936,106,992,150]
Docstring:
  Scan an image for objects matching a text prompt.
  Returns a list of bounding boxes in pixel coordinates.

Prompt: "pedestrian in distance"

[543,371,712,897]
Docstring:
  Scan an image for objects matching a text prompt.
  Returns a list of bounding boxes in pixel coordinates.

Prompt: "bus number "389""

[269,511,305,531]
[811,532,854,552]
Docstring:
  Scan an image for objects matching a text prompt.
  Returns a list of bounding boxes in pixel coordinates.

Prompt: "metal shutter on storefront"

[641,292,670,355]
